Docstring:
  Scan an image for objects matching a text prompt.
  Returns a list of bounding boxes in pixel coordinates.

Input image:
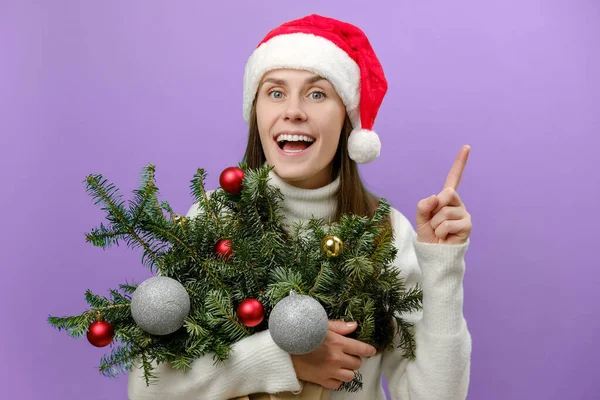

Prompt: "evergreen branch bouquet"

[48,163,423,393]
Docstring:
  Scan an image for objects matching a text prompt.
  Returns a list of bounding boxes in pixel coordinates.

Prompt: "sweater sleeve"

[127,196,303,399]
[128,330,303,399]
[380,209,472,400]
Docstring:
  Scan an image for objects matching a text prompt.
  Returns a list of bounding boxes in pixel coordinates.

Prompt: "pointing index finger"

[443,145,471,190]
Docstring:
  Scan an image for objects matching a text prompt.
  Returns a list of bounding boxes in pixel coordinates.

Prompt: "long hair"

[242,100,387,223]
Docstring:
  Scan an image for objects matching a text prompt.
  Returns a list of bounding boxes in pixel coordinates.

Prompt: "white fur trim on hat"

[243,33,360,124]
[348,129,381,164]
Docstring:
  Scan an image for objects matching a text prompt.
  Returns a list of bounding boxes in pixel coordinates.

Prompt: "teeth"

[276,134,314,143]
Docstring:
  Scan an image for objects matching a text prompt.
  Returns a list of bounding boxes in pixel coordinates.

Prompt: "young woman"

[128,14,473,400]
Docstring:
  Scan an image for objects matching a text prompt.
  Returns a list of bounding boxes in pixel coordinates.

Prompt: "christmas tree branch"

[267,267,306,303]
[396,285,424,314]
[395,317,417,359]
[130,165,160,227]
[184,316,210,338]
[308,261,329,297]
[47,314,93,338]
[141,353,159,387]
[190,168,220,227]
[99,345,142,378]
[85,224,127,247]
[147,223,225,289]
[206,290,251,338]
[85,174,161,268]
[337,371,363,393]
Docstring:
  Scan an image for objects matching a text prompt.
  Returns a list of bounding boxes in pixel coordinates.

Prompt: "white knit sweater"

[128,170,472,400]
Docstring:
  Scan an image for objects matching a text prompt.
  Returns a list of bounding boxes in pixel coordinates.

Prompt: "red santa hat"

[243,14,388,164]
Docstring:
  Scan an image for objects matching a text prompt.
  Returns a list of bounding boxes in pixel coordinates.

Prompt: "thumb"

[328,320,358,335]
[415,195,438,227]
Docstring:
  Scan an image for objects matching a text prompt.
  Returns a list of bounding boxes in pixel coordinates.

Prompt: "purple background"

[2,0,598,399]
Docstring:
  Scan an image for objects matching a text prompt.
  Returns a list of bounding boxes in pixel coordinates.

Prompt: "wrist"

[290,354,308,382]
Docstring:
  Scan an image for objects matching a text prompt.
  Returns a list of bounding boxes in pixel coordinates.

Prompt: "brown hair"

[243,100,387,223]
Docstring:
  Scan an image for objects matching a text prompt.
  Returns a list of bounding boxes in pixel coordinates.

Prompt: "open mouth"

[275,134,316,154]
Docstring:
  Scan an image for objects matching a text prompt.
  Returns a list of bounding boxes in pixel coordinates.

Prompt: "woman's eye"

[309,91,326,100]
[269,90,284,99]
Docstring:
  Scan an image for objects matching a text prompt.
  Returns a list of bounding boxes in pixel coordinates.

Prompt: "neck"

[267,169,340,229]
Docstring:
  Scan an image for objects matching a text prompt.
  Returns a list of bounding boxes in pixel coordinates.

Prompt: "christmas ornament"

[219,166,245,195]
[268,290,329,354]
[236,298,265,327]
[215,238,233,260]
[130,276,191,335]
[321,235,344,258]
[86,320,114,347]
[172,214,188,224]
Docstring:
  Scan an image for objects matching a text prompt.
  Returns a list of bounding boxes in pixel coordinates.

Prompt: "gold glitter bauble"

[172,214,188,224]
[320,235,344,257]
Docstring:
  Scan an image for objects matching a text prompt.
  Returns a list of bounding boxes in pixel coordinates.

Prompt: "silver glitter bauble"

[268,291,329,354]
[130,276,190,335]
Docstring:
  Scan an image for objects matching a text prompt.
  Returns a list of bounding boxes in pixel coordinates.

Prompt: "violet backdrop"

[1,0,598,399]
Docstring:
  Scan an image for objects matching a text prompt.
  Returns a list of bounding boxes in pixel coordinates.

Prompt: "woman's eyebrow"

[261,78,286,86]
[305,75,325,84]
[259,75,326,88]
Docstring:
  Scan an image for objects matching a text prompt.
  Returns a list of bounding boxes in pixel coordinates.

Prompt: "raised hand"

[415,145,472,245]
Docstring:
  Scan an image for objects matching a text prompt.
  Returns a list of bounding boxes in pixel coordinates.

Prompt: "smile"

[274,132,316,156]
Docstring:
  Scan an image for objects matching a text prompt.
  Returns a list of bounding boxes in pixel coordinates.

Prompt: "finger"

[342,338,377,358]
[340,354,363,371]
[415,194,440,226]
[432,187,463,215]
[429,206,467,230]
[324,379,343,390]
[434,218,472,239]
[328,320,357,335]
[443,145,470,191]
[334,369,357,383]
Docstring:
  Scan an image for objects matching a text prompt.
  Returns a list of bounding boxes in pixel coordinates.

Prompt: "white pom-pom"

[347,129,381,164]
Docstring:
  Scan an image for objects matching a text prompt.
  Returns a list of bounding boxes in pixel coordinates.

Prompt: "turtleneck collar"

[267,168,340,229]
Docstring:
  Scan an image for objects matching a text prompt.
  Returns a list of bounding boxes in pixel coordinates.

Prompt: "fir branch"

[146,222,224,289]
[396,285,424,314]
[119,282,138,294]
[352,298,376,344]
[337,371,364,393]
[141,353,159,387]
[130,164,161,226]
[99,344,141,378]
[184,316,210,338]
[308,260,329,297]
[205,290,251,340]
[341,255,374,285]
[85,223,127,248]
[85,174,161,268]
[267,267,306,303]
[395,317,417,359]
[84,290,112,308]
[47,313,92,338]
[371,198,391,225]
[370,225,396,267]
[169,354,194,372]
[84,290,131,313]
[190,168,220,227]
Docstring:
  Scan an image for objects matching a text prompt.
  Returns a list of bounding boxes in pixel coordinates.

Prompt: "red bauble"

[215,238,233,260]
[87,320,115,347]
[219,167,245,195]
[237,298,265,327]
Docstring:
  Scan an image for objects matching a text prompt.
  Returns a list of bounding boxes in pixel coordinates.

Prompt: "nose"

[283,98,307,122]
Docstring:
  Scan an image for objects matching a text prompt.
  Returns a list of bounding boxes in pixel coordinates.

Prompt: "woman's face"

[255,69,346,189]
